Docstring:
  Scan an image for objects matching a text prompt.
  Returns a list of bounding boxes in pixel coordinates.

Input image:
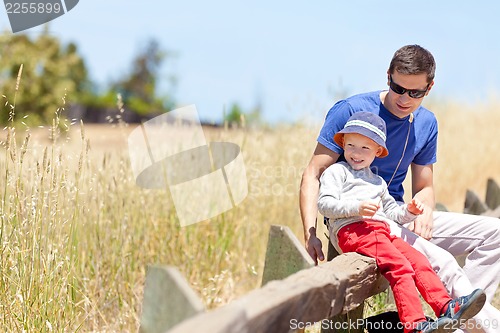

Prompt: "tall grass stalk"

[0,75,498,332]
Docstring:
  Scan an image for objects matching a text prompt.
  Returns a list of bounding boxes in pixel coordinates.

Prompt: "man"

[299,44,500,333]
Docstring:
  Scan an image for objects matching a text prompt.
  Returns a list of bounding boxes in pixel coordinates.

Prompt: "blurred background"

[2,0,500,126]
[1,2,499,332]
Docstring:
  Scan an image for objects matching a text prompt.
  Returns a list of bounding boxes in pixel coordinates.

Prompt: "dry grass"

[0,100,499,332]
[432,101,500,212]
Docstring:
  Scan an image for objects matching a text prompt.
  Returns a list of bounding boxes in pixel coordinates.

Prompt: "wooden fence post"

[261,225,315,286]
[464,189,488,215]
[464,178,500,218]
[485,178,500,211]
[139,265,205,333]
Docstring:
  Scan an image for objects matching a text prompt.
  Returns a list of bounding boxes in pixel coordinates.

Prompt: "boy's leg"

[431,212,500,301]
[387,219,474,298]
[337,222,427,331]
[390,235,451,317]
[386,219,500,333]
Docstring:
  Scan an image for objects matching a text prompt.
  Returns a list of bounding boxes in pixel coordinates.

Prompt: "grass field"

[0,101,499,332]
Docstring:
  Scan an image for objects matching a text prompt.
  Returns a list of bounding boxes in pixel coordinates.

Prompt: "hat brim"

[333,128,389,158]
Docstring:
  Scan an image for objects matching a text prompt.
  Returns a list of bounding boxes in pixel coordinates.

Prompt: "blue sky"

[2,1,500,124]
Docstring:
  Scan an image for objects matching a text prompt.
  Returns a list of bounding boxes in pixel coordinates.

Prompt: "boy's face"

[342,133,384,170]
[384,71,433,118]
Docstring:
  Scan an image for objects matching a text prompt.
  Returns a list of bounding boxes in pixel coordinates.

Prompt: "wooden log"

[166,253,385,333]
[322,239,361,333]
[139,266,205,333]
[321,239,388,333]
[261,225,315,286]
[485,178,500,211]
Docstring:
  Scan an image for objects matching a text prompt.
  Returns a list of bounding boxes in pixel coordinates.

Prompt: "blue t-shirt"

[318,90,438,202]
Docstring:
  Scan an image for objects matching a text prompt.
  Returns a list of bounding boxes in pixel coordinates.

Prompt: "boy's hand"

[359,201,380,216]
[407,198,424,215]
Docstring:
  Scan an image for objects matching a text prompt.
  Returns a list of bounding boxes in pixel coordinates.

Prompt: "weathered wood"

[463,180,500,218]
[464,189,488,215]
[166,253,384,333]
[261,225,315,286]
[139,266,205,333]
[485,178,500,211]
[435,202,448,212]
[483,206,500,218]
[322,239,364,333]
[321,305,365,333]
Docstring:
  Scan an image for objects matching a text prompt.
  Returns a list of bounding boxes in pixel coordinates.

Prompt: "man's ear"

[425,80,434,96]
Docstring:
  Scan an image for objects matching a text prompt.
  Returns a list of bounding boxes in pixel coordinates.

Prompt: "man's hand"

[359,201,380,216]
[306,231,324,265]
[408,204,433,240]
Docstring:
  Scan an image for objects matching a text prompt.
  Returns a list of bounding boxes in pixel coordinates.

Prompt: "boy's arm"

[381,186,419,224]
[317,166,360,219]
[299,144,339,264]
[410,163,435,239]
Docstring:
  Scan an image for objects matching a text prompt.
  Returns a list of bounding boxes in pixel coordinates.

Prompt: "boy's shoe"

[442,288,486,323]
[413,317,454,333]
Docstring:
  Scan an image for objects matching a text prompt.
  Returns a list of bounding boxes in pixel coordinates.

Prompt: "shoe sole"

[454,289,487,322]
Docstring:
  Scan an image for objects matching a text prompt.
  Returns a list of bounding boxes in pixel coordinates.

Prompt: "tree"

[0,30,90,125]
[109,39,175,116]
[223,102,263,128]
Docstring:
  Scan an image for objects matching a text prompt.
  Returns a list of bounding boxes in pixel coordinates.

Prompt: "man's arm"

[410,163,435,239]
[300,143,339,264]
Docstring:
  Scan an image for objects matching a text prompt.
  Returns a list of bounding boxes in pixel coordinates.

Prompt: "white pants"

[388,211,500,333]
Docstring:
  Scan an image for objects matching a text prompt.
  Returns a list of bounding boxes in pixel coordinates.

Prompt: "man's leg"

[431,212,500,301]
[387,219,499,333]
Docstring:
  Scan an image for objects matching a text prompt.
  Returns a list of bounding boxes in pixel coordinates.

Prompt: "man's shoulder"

[325,91,382,120]
[414,105,438,124]
[343,91,382,110]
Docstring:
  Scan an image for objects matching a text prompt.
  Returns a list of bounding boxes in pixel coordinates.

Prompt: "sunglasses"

[389,75,430,99]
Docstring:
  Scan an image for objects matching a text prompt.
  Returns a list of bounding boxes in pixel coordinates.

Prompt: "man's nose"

[399,92,412,103]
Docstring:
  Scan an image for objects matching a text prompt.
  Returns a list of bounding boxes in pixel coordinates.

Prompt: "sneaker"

[413,317,454,333]
[442,288,486,323]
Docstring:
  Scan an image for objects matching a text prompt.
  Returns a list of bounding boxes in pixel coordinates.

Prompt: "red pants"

[337,221,452,333]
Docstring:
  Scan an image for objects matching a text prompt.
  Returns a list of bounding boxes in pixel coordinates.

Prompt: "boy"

[318,112,486,333]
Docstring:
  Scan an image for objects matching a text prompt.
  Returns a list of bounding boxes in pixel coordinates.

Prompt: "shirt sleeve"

[317,100,355,154]
[318,164,360,219]
[413,114,438,165]
[380,182,418,224]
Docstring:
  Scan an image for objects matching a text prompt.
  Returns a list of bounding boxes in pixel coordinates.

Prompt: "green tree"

[0,30,89,125]
[108,39,175,115]
[224,102,263,128]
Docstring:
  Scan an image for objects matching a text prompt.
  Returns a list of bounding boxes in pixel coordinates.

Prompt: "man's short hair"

[389,44,436,83]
